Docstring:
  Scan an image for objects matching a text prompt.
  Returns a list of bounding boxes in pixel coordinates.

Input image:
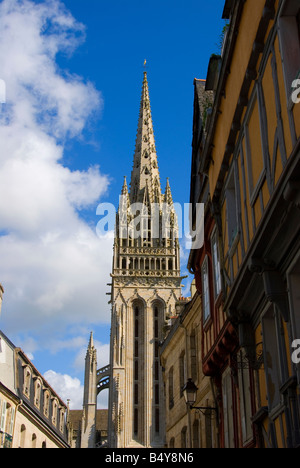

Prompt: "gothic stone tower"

[108,72,182,448]
[81,332,97,448]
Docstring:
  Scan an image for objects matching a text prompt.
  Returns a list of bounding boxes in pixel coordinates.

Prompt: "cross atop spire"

[129,71,161,204]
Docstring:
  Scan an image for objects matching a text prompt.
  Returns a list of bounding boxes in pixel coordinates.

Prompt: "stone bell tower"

[81,332,97,448]
[108,71,183,448]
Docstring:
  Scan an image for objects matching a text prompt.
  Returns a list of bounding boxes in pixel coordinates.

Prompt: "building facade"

[69,409,108,449]
[0,330,69,448]
[189,0,300,448]
[108,71,183,448]
[160,285,219,449]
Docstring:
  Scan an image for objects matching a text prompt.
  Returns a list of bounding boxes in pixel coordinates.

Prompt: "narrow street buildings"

[0,330,69,448]
[161,288,219,448]
[188,0,300,448]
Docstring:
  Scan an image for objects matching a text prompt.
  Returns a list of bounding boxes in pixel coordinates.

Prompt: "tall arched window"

[179,351,186,398]
[193,420,200,448]
[190,330,197,383]
[169,437,175,448]
[23,366,31,398]
[181,426,188,448]
[153,302,164,436]
[43,390,50,417]
[52,398,58,426]
[20,424,26,448]
[59,409,65,433]
[169,367,174,409]
[134,306,139,425]
[132,301,145,442]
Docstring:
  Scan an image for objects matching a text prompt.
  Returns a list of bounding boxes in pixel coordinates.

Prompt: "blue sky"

[0,0,225,409]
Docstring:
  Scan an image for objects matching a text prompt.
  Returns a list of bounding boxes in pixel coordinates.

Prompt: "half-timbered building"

[189,0,300,448]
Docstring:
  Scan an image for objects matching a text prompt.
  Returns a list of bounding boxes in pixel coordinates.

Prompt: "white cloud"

[0,0,113,342]
[44,369,84,409]
[72,339,110,373]
[44,338,110,410]
[44,369,108,410]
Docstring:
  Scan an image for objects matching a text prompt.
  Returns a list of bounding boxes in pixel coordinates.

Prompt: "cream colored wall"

[13,409,62,448]
[162,294,218,448]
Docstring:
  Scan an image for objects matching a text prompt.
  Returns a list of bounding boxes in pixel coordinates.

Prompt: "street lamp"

[183,379,218,414]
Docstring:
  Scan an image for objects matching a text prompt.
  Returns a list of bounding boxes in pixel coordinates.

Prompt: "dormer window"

[52,398,58,426]
[59,408,65,433]
[43,390,50,417]
[23,366,32,398]
[34,378,42,409]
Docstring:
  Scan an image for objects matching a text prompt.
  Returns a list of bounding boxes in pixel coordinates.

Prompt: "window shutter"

[0,400,7,432]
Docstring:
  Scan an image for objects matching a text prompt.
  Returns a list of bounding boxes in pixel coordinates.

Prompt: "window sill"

[203,315,213,332]
[280,375,298,394]
[268,402,286,421]
[251,406,268,424]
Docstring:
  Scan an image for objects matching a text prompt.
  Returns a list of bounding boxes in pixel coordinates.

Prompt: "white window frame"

[0,399,7,432]
[8,408,15,436]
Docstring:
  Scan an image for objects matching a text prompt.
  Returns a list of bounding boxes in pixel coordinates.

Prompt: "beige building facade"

[0,330,69,448]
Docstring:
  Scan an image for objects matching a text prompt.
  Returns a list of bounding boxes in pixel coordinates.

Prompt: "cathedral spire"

[130,72,161,203]
[108,71,183,449]
[121,176,129,196]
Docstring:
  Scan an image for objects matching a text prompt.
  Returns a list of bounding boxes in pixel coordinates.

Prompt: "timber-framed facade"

[189,0,300,448]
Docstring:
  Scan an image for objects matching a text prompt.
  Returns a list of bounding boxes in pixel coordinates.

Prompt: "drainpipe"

[12,399,23,448]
